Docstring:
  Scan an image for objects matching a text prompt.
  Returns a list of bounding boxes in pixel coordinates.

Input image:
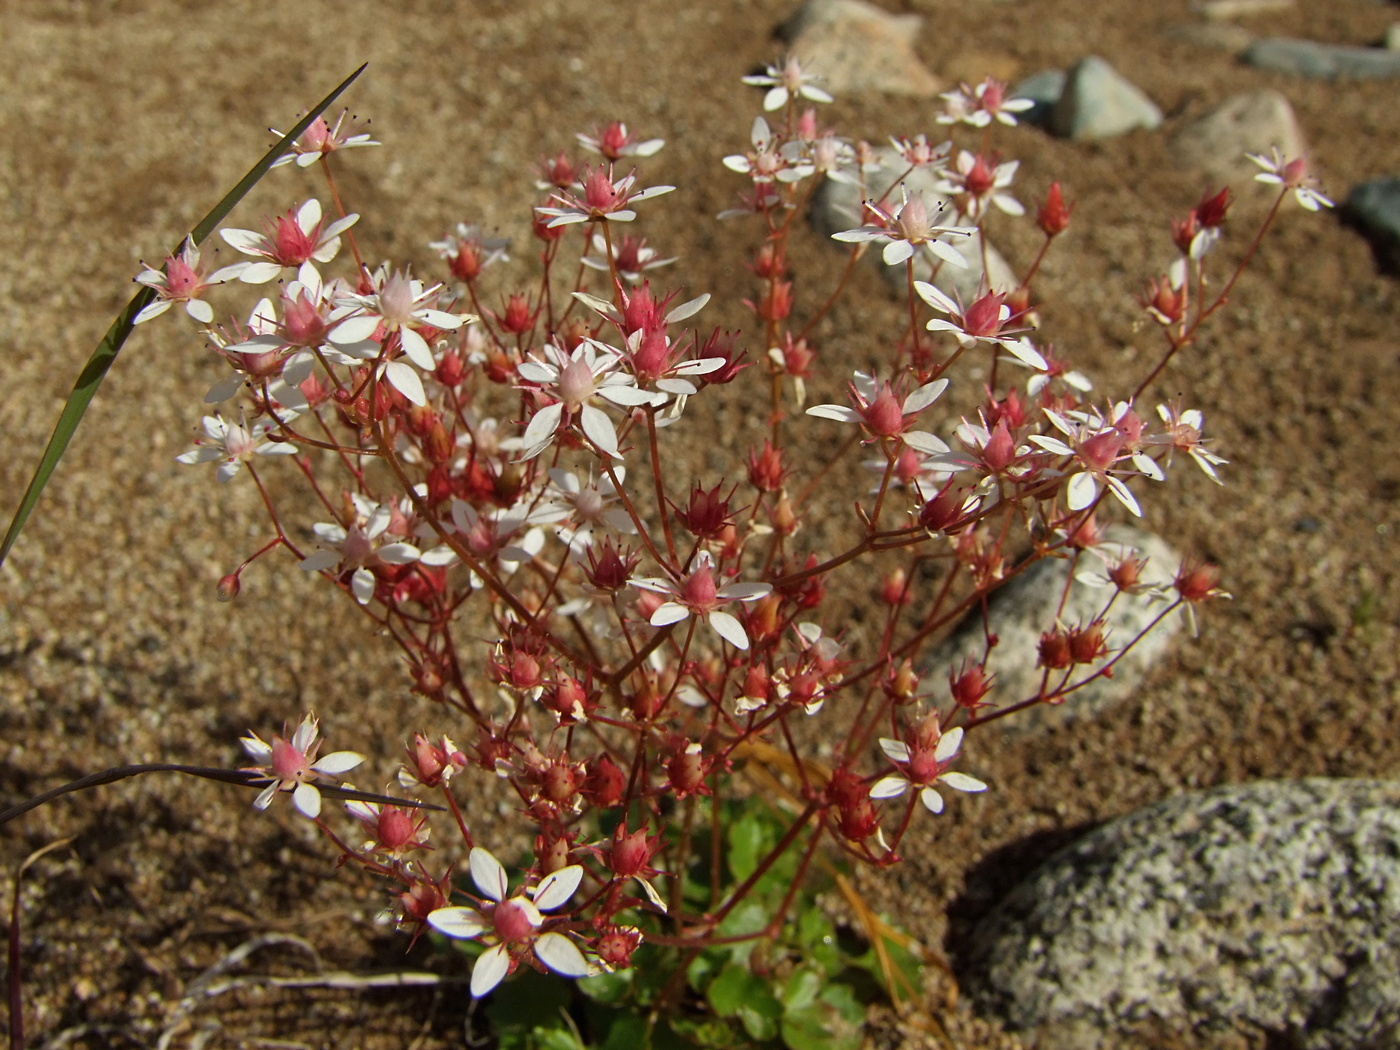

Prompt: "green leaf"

[780,967,823,1013]
[597,1011,648,1050]
[793,908,841,974]
[578,968,633,1004]
[669,1015,740,1048]
[714,900,769,966]
[532,1028,587,1050]
[727,809,771,882]
[736,992,783,1042]
[0,64,366,570]
[486,968,575,1034]
[705,962,782,1043]
[852,926,923,1001]
[779,999,862,1050]
[705,963,755,1017]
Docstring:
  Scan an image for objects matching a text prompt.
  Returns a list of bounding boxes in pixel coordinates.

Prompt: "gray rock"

[1172,90,1307,188]
[810,148,1018,302]
[1195,0,1294,18]
[778,0,941,99]
[964,778,1400,1050]
[1345,177,1400,273]
[923,526,1182,739]
[1050,56,1163,140]
[1008,69,1065,129]
[1244,37,1400,78]
[1164,21,1257,54]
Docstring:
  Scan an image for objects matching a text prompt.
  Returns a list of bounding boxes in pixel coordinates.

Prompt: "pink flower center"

[681,563,719,612]
[377,273,416,329]
[282,291,329,347]
[271,210,318,266]
[962,291,1008,338]
[863,384,905,438]
[164,255,202,297]
[1079,430,1124,473]
[270,737,311,782]
[493,898,540,943]
[584,169,622,213]
[556,357,598,409]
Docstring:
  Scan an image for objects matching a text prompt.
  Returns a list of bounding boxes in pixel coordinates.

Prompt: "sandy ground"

[2,0,1398,1047]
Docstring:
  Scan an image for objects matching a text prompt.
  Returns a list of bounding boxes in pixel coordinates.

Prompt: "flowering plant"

[5,56,1329,1046]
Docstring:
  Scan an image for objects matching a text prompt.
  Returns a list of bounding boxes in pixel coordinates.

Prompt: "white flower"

[741,56,834,111]
[870,726,987,815]
[330,268,471,406]
[133,239,245,324]
[631,551,771,651]
[1247,148,1333,212]
[427,848,589,997]
[220,198,358,284]
[517,339,656,460]
[239,715,364,819]
[832,190,975,268]
[806,371,950,455]
[175,413,297,482]
[299,495,424,604]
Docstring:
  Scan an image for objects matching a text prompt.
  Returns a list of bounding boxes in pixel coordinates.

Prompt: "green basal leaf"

[669,1015,740,1048]
[726,808,771,882]
[0,64,366,569]
[596,1010,648,1050]
[578,967,634,1004]
[735,991,783,1042]
[853,925,923,1001]
[779,993,863,1050]
[487,967,575,1033]
[714,899,769,966]
[705,962,757,1017]
[794,908,841,974]
[531,1028,587,1050]
[780,967,823,1013]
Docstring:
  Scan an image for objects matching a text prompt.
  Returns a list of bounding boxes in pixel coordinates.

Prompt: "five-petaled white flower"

[299,494,431,604]
[832,190,975,268]
[517,339,656,460]
[1247,148,1333,212]
[870,726,987,815]
[1028,407,1147,516]
[221,199,358,285]
[271,110,380,169]
[133,239,246,324]
[742,55,834,112]
[536,166,675,227]
[807,371,950,455]
[175,413,298,482]
[427,847,589,997]
[631,551,772,651]
[937,78,1035,128]
[916,283,1040,359]
[330,268,471,406]
[240,714,364,819]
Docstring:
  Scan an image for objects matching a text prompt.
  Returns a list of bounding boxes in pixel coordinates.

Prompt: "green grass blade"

[0,63,367,570]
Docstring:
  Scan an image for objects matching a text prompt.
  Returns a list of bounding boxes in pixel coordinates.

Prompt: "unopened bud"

[216,573,241,602]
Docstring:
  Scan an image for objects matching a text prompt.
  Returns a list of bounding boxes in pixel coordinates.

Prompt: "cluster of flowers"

[135,61,1329,996]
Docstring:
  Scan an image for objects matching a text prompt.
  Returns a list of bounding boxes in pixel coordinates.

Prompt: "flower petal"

[428,906,489,939]
[471,944,511,997]
[708,610,750,650]
[870,776,910,800]
[534,865,583,911]
[292,782,323,818]
[939,771,988,794]
[470,847,510,902]
[535,932,590,978]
